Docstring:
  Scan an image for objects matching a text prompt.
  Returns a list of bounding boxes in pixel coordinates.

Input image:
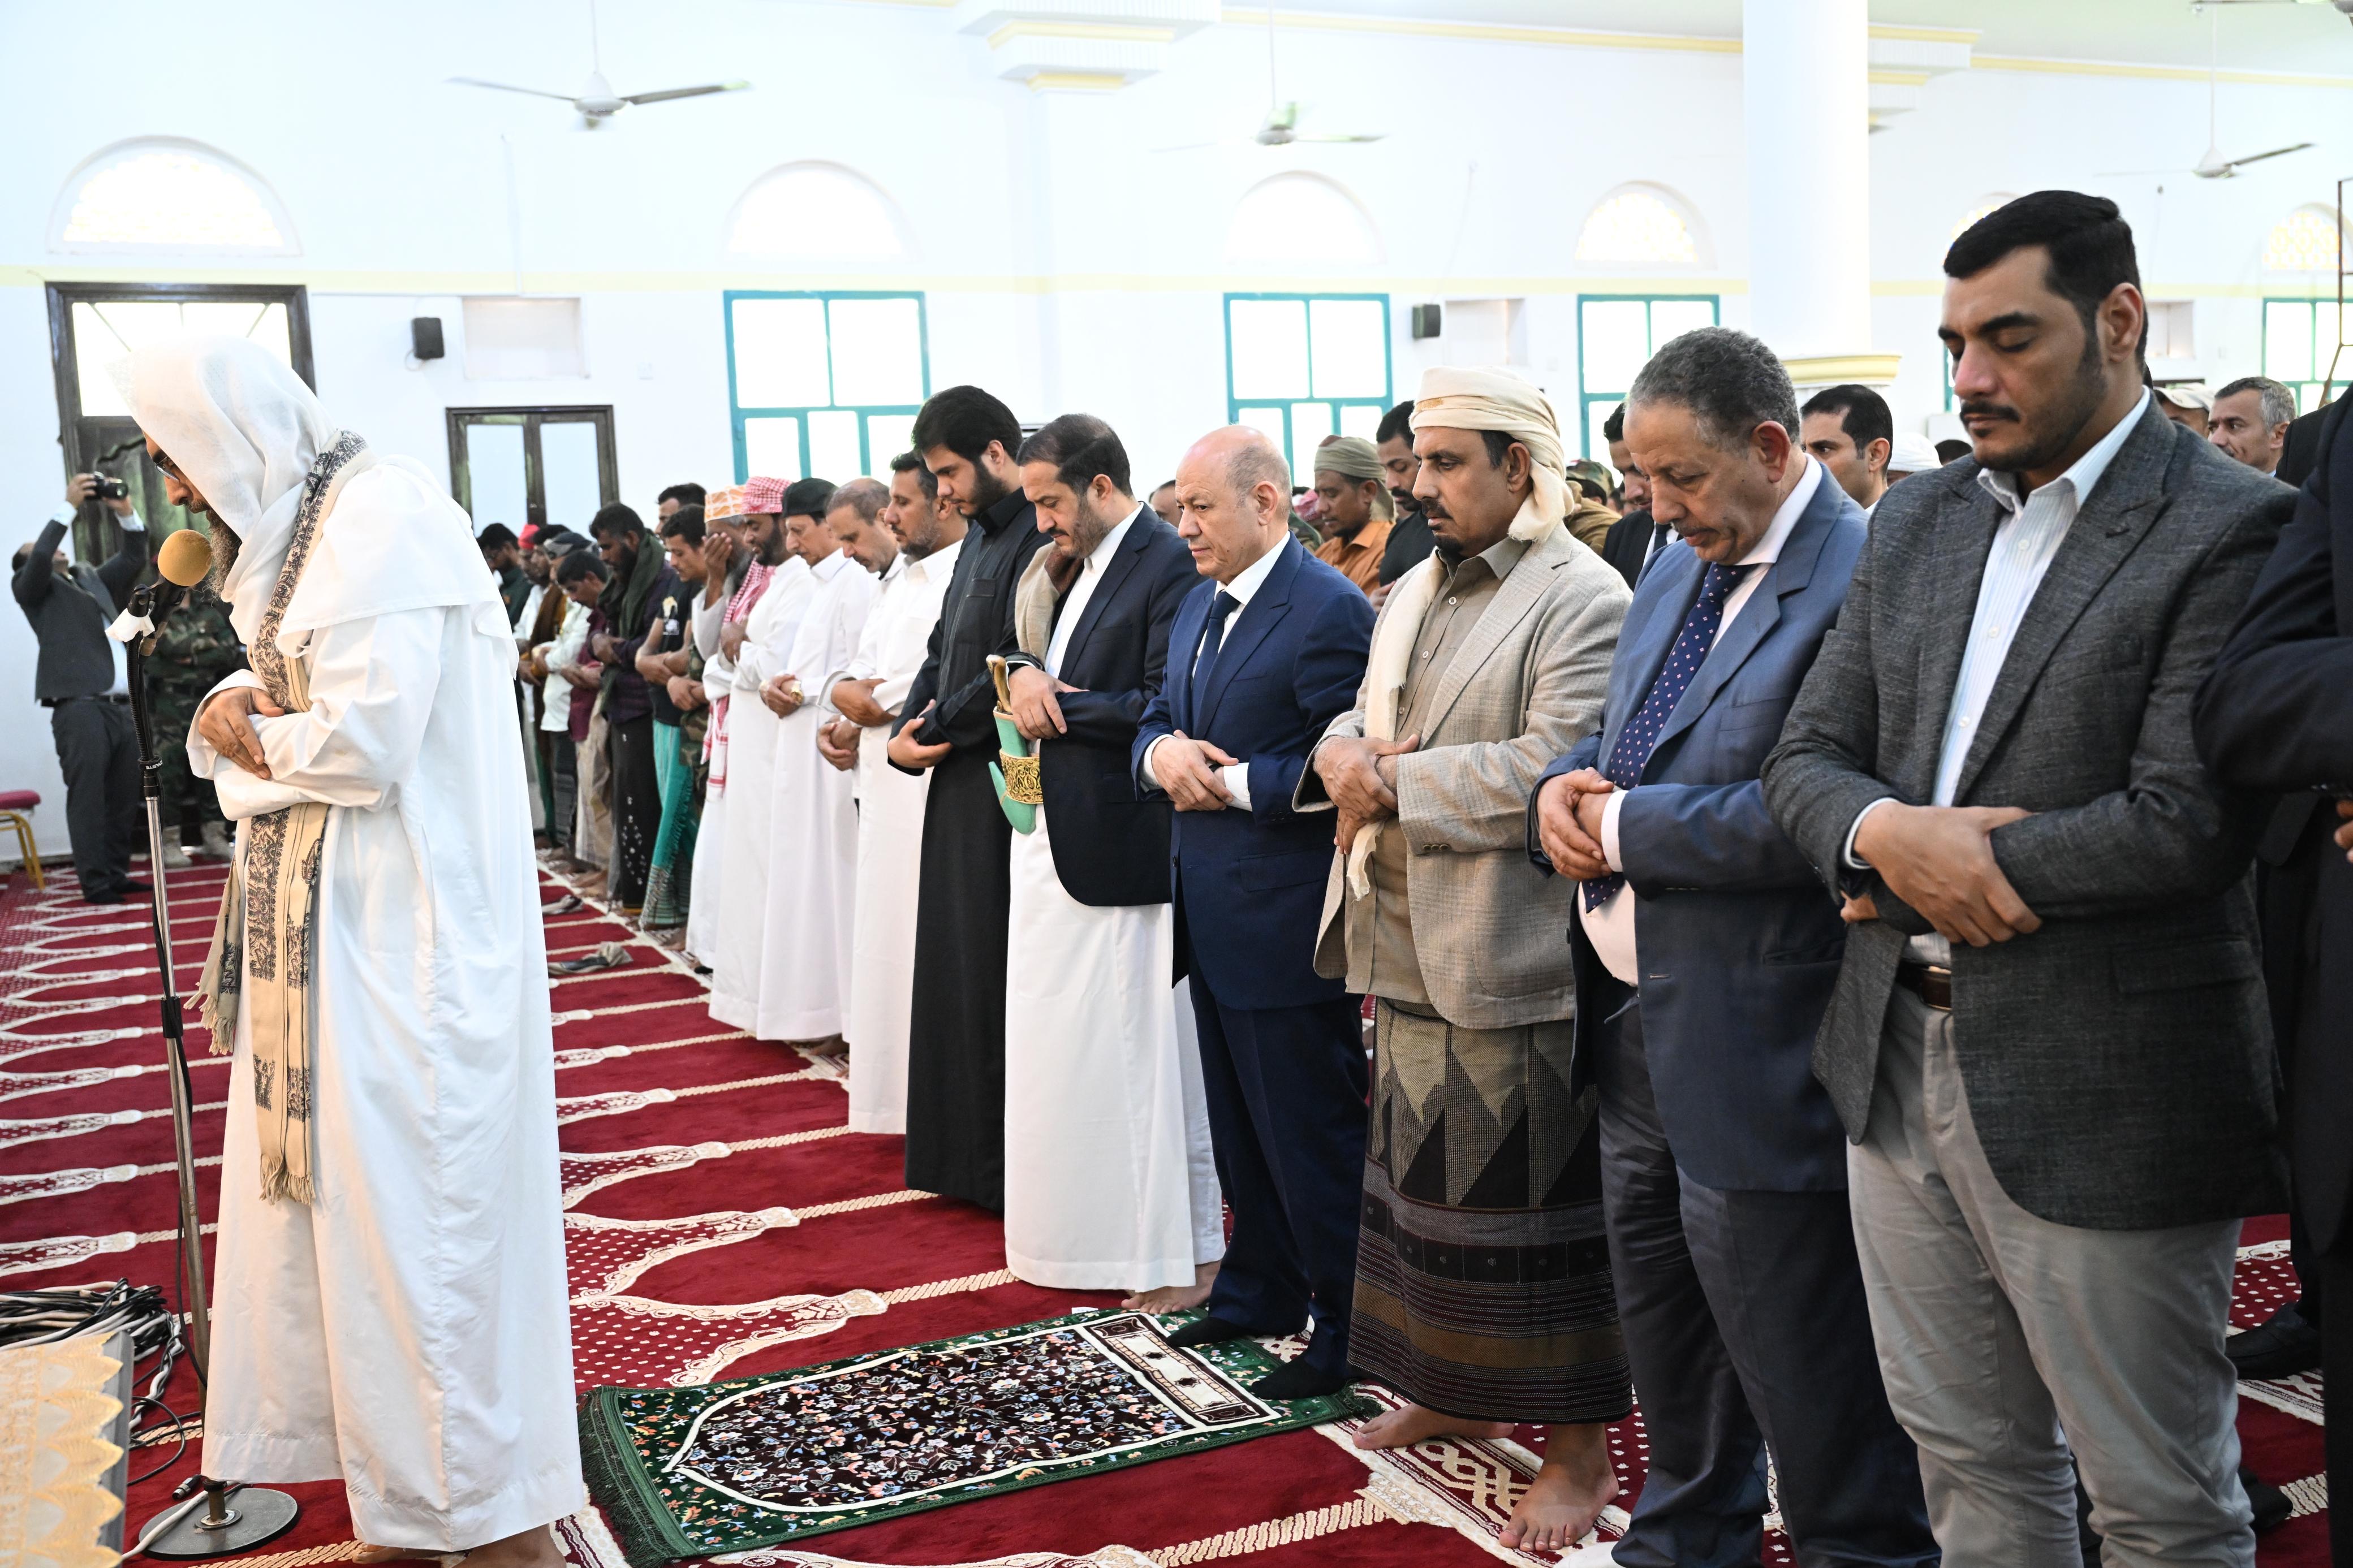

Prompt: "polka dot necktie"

[1583,562,1753,910]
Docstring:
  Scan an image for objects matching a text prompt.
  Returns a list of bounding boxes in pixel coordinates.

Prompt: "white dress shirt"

[1579,455,1824,987]
[829,532,964,719]
[1845,390,2151,966]
[1045,509,1139,676]
[1141,534,1286,809]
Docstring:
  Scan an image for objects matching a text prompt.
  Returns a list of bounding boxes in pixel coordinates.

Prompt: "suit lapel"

[1198,540,1300,735]
[1417,532,1568,740]
[1950,406,2177,802]
[1911,468,2002,796]
[1602,548,1699,757]
[1062,512,1154,673]
[1170,588,1207,733]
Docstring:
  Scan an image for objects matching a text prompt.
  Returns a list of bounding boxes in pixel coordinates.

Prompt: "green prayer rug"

[578,1307,1374,1563]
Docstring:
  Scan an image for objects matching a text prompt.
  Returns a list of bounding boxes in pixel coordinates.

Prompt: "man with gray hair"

[2210,375,2296,476]
[1132,425,1374,1400]
[1531,326,1935,1565]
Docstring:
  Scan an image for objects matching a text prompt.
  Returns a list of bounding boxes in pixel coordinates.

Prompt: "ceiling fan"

[2097,6,2310,178]
[1157,11,1384,152]
[450,0,749,129]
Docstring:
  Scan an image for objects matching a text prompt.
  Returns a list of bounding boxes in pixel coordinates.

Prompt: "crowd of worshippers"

[467,190,2353,1563]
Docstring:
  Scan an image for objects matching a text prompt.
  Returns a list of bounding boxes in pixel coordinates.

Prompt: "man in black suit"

[1597,402,1667,589]
[2195,396,2353,1566]
[1763,191,2291,1563]
[996,413,1222,1308]
[13,473,152,903]
[1374,400,1434,592]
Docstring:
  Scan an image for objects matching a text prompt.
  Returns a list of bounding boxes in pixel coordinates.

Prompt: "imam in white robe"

[708,554,814,1031]
[750,551,874,1041]
[189,463,580,1550]
[835,536,961,1133]
[1000,520,1223,1291]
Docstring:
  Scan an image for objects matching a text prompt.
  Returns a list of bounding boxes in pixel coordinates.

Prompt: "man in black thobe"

[887,386,1050,1212]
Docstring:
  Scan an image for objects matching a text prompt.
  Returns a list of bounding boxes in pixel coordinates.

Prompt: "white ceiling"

[1259,1,2353,74]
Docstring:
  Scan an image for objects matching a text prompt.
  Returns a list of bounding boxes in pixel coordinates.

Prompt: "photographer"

[11,472,151,902]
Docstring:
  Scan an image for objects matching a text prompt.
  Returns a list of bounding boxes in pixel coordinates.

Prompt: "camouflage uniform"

[146,583,247,841]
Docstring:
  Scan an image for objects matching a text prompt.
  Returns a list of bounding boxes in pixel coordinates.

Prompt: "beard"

[206,520,242,598]
[963,463,1012,516]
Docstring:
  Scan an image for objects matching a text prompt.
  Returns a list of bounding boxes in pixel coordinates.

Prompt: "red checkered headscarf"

[739,474,790,518]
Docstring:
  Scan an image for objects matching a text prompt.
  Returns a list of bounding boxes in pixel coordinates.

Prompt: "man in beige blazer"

[1300,367,1631,1556]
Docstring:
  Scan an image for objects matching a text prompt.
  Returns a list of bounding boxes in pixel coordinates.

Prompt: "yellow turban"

[1408,366,1570,543]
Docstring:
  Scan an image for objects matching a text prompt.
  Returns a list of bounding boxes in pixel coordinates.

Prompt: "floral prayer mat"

[578,1308,1376,1563]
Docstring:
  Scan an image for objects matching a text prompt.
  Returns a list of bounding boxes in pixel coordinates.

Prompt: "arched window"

[50,139,296,255]
[1952,195,2018,241]
[1575,185,1707,269]
[2264,205,2347,274]
[726,163,911,262]
[1225,174,1384,268]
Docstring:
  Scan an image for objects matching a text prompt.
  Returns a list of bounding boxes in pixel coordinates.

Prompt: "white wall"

[1,0,2346,855]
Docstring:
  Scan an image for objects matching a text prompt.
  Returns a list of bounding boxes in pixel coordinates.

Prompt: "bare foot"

[1351,1401,1515,1452]
[460,1525,566,1568]
[800,1035,847,1060]
[1498,1422,1618,1555]
[352,1549,441,1564]
[1124,1261,1221,1313]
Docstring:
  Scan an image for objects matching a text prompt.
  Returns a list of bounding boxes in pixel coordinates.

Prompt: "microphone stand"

[122,578,301,1557]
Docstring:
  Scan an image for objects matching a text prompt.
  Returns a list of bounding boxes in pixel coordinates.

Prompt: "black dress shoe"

[2243,1467,2292,1534]
[1249,1360,1349,1401]
[2227,1302,2322,1380]
[1165,1316,1253,1350]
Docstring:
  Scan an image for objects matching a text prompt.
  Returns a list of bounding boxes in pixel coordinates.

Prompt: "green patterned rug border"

[578,1307,1373,1565]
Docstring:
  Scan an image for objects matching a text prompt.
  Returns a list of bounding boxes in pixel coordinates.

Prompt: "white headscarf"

[1408,365,1572,545]
[115,335,499,651]
[115,336,337,644]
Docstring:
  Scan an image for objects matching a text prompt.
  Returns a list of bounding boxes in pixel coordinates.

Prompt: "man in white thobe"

[998,414,1224,1307]
[707,478,828,1032]
[128,336,577,1567]
[683,489,760,971]
[824,458,967,1132]
[749,483,881,1047]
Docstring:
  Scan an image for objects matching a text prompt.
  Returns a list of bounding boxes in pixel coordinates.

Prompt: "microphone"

[130,529,215,626]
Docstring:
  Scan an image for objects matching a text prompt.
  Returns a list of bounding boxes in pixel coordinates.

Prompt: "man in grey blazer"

[1764,191,2291,1565]
[1304,367,1631,1555]
[1531,329,1933,1568]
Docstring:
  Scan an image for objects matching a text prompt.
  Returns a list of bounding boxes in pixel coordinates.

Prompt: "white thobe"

[834,538,961,1133]
[190,588,578,1544]
[751,553,876,1040]
[708,556,815,1030]
[682,581,734,968]
[1001,519,1224,1290]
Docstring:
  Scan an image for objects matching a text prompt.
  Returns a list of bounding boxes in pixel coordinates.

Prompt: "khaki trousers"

[1848,987,2253,1568]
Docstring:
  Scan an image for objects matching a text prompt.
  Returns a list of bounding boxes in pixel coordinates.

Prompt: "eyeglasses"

[151,447,186,481]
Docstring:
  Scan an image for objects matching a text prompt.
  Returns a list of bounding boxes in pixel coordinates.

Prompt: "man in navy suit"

[1528,329,1934,1567]
[997,413,1225,1307]
[1133,425,1375,1399]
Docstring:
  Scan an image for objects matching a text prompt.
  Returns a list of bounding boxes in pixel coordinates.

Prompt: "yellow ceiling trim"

[1973,53,2353,90]
[1217,7,1739,56]
[1023,71,1132,90]
[988,20,1177,47]
[1867,24,1979,45]
[1869,68,1930,88]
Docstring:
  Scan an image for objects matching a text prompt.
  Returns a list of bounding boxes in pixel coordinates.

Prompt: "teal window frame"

[723,288,932,481]
[1575,293,1722,457]
[2261,295,2347,414]
[1222,292,1393,477]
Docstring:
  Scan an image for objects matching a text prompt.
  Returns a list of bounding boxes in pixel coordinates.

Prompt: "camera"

[90,474,128,502]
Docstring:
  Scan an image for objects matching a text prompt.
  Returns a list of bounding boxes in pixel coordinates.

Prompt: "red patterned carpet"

[0,851,2329,1566]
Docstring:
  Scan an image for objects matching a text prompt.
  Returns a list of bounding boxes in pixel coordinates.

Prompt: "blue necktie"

[1190,590,1242,715]
[1583,562,1752,910]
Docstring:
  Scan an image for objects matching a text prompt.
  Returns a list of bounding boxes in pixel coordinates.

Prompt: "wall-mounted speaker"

[411,317,446,361]
[1410,303,1443,341]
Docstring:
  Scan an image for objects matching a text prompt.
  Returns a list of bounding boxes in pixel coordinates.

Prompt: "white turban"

[114,336,337,643]
[1408,366,1571,544]
[116,334,497,650]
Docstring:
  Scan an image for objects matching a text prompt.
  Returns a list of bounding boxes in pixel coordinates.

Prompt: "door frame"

[444,405,620,533]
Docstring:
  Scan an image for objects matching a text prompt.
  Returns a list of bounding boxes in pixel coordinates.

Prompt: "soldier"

[146,569,245,862]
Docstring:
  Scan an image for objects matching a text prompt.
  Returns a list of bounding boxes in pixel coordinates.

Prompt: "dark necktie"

[1191,590,1242,713]
[1583,562,1752,909]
